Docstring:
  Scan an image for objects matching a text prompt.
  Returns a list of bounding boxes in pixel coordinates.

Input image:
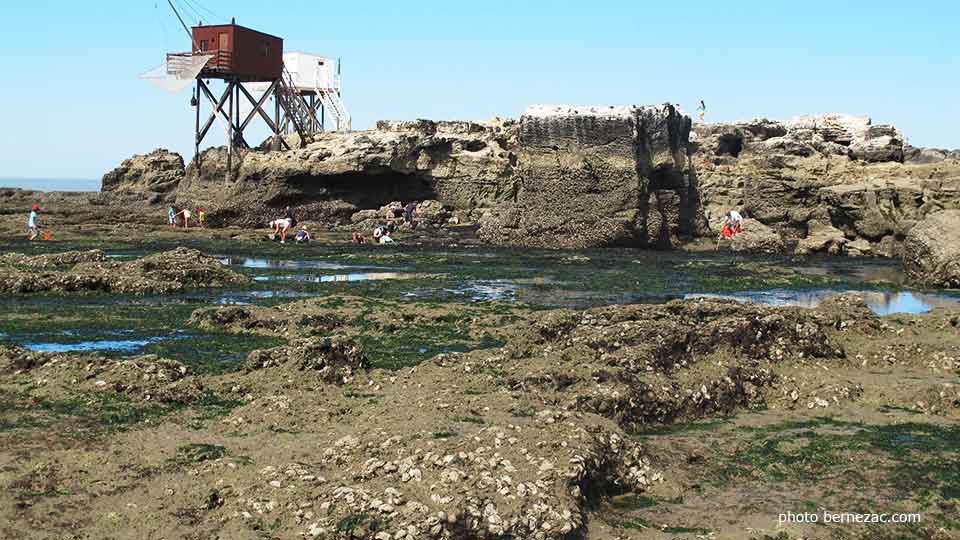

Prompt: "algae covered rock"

[0,247,247,295]
[244,336,369,384]
[0,249,106,269]
[101,148,185,197]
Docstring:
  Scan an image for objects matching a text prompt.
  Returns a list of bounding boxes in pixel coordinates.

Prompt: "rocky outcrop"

[478,105,709,249]
[85,108,959,258]
[729,219,785,254]
[170,105,710,248]
[0,345,202,403]
[101,148,185,203]
[902,210,960,287]
[244,336,369,385]
[346,199,453,232]
[0,247,248,295]
[175,120,518,228]
[0,249,106,269]
[693,114,960,257]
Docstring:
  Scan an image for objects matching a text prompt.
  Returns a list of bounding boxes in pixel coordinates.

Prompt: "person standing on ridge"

[697,100,706,122]
[27,204,41,240]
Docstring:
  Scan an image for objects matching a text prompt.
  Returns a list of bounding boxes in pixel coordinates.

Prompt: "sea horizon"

[0,177,100,193]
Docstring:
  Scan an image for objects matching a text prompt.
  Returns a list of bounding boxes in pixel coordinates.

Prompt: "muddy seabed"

[0,237,958,540]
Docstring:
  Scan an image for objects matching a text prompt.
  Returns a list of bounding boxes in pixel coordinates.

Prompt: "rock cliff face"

[693,114,960,257]
[478,105,709,249]
[169,105,710,247]
[95,107,960,259]
[902,210,960,287]
[174,120,518,228]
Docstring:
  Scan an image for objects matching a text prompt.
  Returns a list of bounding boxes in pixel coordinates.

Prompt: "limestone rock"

[729,219,785,254]
[694,113,959,258]
[175,120,518,229]
[796,219,848,256]
[479,103,708,249]
[101,148,185,198]
[902,210,960,287]
[785,113,870,146]
[849,125,904,163]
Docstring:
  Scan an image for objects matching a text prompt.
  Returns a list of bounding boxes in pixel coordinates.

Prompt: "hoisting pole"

[166,0,197,50]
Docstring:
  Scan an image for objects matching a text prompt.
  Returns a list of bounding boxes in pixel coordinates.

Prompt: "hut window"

[200,40,209,51]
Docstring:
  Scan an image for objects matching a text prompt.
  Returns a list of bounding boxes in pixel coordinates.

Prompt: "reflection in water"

[219,257,369,271]
[253,272,421,283]
[684,290,959,316]
[404,280,522,302]
[24,337,164,354]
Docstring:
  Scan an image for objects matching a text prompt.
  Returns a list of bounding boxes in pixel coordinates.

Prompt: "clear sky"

[1,0,957,182]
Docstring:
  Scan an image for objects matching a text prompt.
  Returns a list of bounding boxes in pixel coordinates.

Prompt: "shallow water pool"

[24,337,167,354]
[684,290,959,316]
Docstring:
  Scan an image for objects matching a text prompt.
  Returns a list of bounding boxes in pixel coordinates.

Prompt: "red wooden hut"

[169,23,284,81]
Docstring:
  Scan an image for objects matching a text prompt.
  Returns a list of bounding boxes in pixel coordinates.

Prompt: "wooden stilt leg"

[227,80,233,184]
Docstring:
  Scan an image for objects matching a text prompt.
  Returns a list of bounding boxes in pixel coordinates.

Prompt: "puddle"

[215,290,319,305]
[253,272,424,283]
[684,290,960,316]
[795,262,908,285]
[23,337,167,354]
[219,257,379,271]
[404,280,522,302]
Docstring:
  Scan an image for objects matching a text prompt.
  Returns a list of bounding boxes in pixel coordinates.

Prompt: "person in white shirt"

[27,204,41,240]
[720,210,744,239]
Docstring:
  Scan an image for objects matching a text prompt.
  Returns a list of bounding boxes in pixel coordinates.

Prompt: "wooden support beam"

[194,83,201,173]
[237,80,280,133]
[227,80,233,183]
[276,88,307,148]
[197,79,249,149]
[196,79,227,146]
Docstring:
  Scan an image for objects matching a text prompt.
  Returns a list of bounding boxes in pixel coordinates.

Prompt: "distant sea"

[0,178,100,192]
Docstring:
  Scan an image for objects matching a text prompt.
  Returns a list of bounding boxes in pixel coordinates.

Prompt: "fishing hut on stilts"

[141,1,351,182]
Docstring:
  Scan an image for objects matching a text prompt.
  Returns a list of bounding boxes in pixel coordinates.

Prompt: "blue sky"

[1,0,957,181]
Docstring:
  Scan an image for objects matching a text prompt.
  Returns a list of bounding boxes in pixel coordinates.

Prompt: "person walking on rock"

[27,204,41,240]
[168,206,177,228]
[403,201,418,226]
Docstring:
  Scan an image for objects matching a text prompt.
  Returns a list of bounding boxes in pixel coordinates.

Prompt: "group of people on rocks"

[352,201,418,245]
[26,200,744,248]
[168,206,205,228]
[268,206,310,244]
